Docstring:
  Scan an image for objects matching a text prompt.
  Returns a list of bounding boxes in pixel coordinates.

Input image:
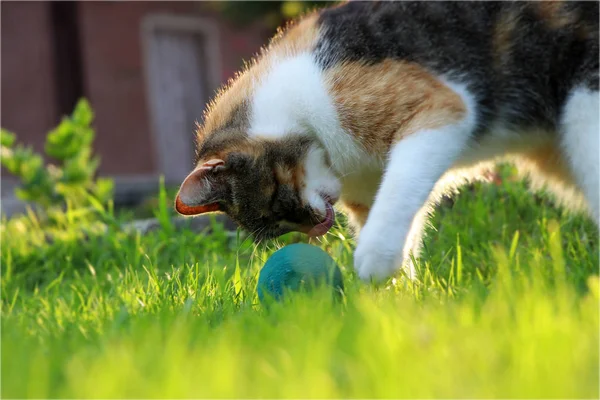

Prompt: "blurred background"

[1,1,328,216]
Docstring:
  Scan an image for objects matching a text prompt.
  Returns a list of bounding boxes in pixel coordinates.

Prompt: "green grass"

[2,166,599,398]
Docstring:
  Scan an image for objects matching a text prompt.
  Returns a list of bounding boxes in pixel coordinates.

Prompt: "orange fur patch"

[493,8,519,67]
[340,202,371,229]
[535,1,577,30]
[274,163,293,183]
[325,60,467,154]
[292,164,306,192]
[513,141,589,212]
[518,142,574,187]
[274,162,306,193]
[268,13,321,58]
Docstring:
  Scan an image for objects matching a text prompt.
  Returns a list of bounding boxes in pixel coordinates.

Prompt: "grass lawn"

[2,165,598,398]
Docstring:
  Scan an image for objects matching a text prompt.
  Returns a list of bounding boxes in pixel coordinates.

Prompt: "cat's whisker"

[234,228,255,249]
[249,226,269,262]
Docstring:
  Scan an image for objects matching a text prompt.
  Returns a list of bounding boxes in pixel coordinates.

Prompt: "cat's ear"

[174,159,226,216]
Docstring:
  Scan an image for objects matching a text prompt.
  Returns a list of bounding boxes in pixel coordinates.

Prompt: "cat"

[175,1,599,282]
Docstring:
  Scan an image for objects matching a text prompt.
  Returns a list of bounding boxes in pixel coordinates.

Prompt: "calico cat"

[175,1,599,282]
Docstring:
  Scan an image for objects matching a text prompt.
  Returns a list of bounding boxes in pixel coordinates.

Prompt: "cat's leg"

[399,167,487,280]
[560,86,599,225]
[354,123,474,282]
[399,204,431,280]
[344,194,430,281]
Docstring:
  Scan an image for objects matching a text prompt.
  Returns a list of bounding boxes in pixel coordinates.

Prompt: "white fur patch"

[248,53,365,175]
[560,87,600,224]
[301,145,342,217]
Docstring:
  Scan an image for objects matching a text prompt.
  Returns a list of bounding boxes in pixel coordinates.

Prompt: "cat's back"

[315,1,597,74]
[315,1,599,129]
[315,1,502,70]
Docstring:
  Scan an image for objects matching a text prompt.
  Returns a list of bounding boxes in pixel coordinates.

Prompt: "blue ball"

[257,243,344,302]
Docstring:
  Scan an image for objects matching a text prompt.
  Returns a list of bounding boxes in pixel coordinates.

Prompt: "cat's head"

[174,128,341,240]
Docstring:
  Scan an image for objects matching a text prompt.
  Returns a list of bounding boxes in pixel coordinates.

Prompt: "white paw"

[354,232,403,283]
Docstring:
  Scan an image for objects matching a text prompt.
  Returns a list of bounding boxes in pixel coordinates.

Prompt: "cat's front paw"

[354,236,401,283]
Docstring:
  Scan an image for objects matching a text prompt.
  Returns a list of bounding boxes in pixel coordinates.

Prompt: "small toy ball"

[257,243,344,303]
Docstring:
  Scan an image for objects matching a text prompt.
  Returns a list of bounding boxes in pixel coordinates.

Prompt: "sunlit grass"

[1,166,598,398]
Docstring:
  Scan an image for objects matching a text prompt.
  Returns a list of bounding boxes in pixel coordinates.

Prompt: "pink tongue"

[307,204,335,237]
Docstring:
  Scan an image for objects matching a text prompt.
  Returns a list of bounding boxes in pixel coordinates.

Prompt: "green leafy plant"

[1,99,113,209]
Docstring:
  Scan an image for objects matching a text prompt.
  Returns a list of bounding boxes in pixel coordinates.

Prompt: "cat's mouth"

[296,195,337,237]
[306,202,335,237]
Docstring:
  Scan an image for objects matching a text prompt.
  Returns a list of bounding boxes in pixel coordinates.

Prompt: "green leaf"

[0,129,16,147]
[0,146,18,174]
[61,158,90,184]
[72,98,94,127]
[93,178,114,203]
[154,176,174,235]
[45,119,81,160]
